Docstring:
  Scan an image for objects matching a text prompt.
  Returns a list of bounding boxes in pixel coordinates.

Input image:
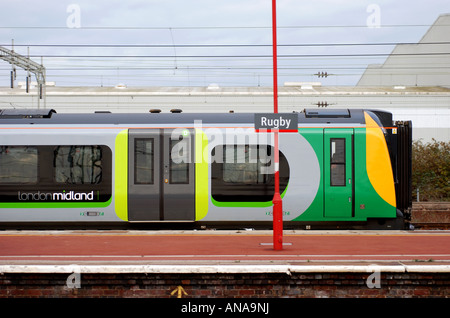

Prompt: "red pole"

[272,0,278,115]
[272,0,283,250]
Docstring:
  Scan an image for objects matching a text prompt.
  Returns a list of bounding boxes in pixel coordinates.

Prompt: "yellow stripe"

[114,130,128,221]
[195,128,209,220]
[365,113,396,207]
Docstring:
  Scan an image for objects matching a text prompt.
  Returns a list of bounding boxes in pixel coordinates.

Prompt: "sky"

[0,0,449,87]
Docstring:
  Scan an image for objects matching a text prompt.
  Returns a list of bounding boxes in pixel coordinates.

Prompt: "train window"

[0,145,112,203]
[134,139,154,184]
[0,146,38,184]
[330,138,346,186]
[211,145,289,202]
[169,139,189,184]
[54,146,102,184]
[223,145,270,184]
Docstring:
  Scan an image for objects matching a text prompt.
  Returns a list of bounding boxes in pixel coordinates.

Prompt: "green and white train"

[0,108,412,229]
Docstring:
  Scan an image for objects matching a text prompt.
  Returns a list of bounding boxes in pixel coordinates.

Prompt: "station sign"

[254,113,298,132]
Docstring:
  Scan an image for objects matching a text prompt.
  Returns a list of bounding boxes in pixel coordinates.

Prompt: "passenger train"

[0,108,412,229]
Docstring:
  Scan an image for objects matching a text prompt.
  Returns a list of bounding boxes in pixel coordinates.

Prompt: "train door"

[324,128,354,218]
[128,129,195,221]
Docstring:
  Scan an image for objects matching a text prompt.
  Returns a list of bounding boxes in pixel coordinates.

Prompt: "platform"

[1,230,449,299]
[0,230,449,271]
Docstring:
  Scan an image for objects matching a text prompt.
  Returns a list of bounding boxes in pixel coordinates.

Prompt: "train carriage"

[0,108,412,229]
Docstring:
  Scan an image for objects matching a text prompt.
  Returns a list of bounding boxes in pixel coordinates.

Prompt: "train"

[0,108,412,229]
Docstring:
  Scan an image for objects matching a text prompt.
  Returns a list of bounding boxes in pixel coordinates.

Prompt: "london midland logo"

[18,190,95,201]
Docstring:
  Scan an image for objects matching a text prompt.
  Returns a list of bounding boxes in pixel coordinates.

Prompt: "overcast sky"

[0,0,449,87]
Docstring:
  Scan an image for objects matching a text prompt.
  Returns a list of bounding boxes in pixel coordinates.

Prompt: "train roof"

[0,108,387,126]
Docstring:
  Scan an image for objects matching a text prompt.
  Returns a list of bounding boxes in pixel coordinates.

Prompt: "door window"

[330,138,346,186]
[169,139,189,184]
[134,138,154,184]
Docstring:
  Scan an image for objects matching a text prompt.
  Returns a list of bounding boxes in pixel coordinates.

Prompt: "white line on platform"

[1,254,449,259]
[0,264,449,274]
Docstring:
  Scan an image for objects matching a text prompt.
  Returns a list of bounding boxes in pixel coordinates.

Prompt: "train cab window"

[169,139,189,184]
[330,138,346,186]
[0,146,38,184]
[212,145,289,202]
[54,146,103,184]
[134,139,154,184]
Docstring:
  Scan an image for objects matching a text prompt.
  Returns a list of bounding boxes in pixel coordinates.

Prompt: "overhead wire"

[0,23,446,30]
[2,26,450,86]
[4,41,450,48]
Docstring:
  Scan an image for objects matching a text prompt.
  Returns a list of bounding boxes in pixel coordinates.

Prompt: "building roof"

[1,84,450,96]
[357,14,450,87]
